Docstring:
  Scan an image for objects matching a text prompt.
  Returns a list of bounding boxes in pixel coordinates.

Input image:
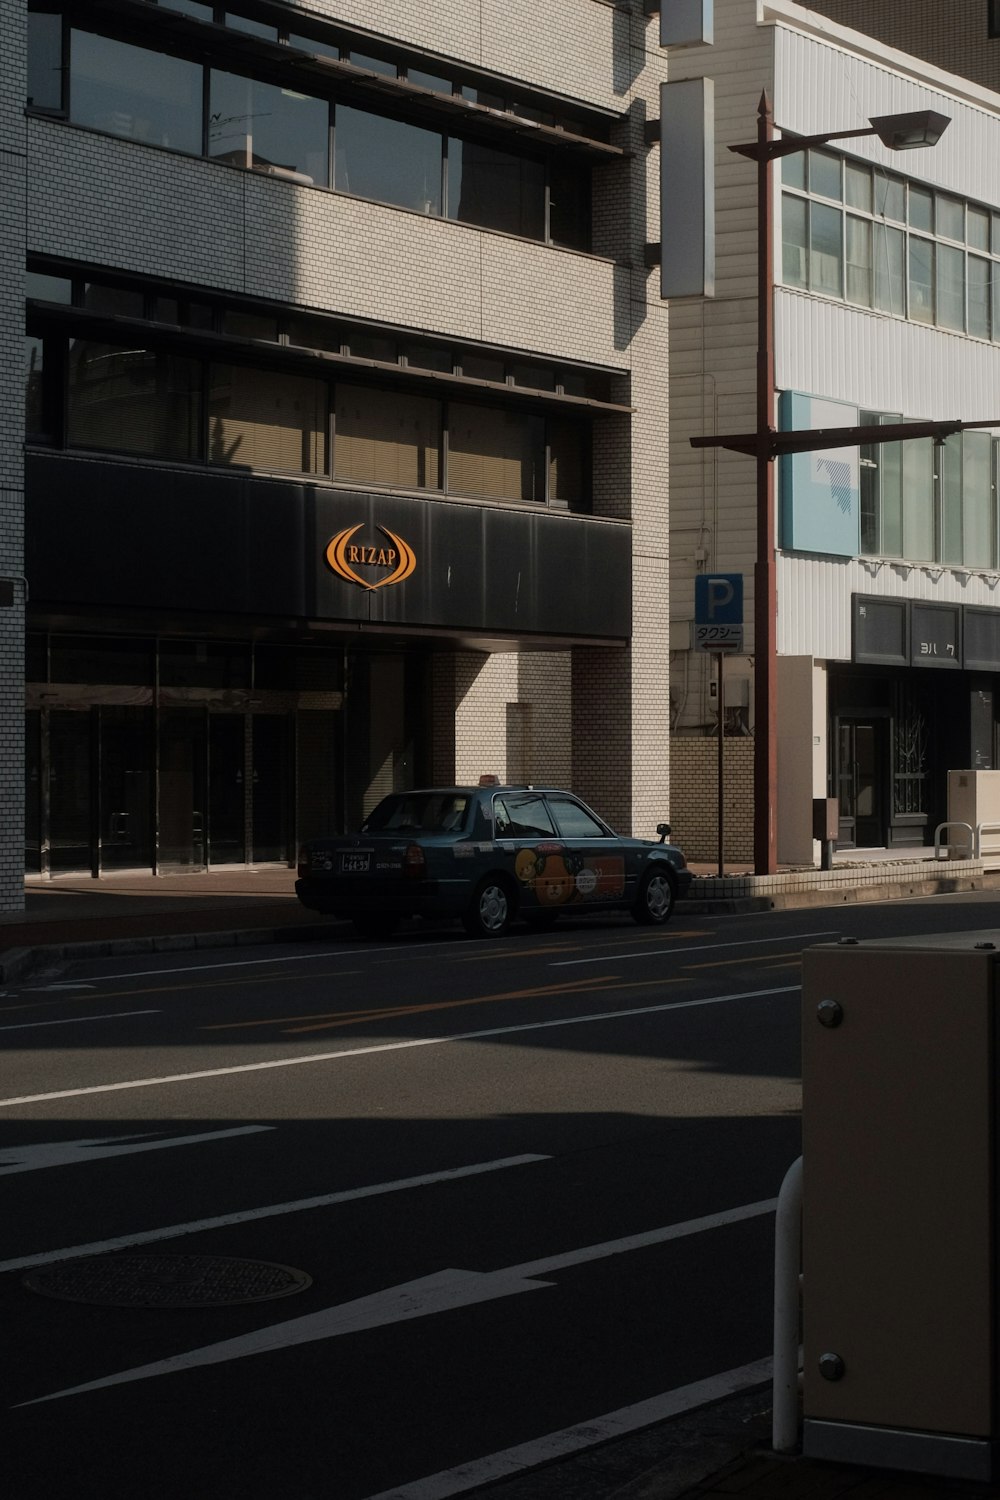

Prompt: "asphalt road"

[3,891,998,1499]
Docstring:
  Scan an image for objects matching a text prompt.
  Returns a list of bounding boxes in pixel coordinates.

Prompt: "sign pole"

[717,651,724,877]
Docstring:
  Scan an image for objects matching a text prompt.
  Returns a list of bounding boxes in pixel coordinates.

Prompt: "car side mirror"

[656,822,671,843]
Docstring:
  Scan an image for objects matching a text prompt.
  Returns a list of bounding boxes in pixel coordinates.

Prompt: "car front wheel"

[462,877,514,938]
[631,866,675,926]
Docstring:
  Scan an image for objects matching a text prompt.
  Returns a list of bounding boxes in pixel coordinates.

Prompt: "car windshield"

[361,792,470,835]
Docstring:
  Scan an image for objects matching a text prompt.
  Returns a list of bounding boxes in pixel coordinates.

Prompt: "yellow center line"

[205,975,621,1034]
[684,952,802,971]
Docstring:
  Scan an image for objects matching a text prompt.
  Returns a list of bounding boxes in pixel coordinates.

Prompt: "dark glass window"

[223,309,280,341]
[407,69,451,94]
[447,138,545,239]
[67,341,203,461]
[448,402,545,502]
[401,342,452,372]
[510,362,555,391]
[459,354,505,383]
[24,336,46,437]
[288,35,339,60]
[548,796,607,837]
[549,156,590,250]
[334,384,441,489]
[344,330,397,363]
[208,363,327,473]
[461,85,505,110]
[161,1,213,17]
[70,31,203,154]
[225,14,278,39]
[548,417,586,509]
[81,283,146,317]
[347,52,398,78]
[26,270,72,303]
[209,72,329,184]
[27,9,64,112]
[286,316,343,352]
[49,635,154,685]
[335,105,442,214]
[160,640,251,687]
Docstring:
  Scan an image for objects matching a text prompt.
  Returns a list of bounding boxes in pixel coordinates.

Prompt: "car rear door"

[492,790,571,915]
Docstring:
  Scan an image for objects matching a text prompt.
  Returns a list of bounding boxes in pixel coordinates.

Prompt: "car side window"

[548,796,609,838]
[499,792,557,838]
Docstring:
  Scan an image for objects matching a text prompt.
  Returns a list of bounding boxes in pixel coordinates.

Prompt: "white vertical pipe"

[773,1155,803,1453]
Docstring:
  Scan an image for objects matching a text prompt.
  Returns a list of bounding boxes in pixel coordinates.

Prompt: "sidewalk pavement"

[7,859,1000,1500]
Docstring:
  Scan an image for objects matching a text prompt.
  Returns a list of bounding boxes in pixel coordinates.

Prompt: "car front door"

[545,794,628,909]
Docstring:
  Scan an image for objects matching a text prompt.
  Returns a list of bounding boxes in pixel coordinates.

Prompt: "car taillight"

[403,843,426,878]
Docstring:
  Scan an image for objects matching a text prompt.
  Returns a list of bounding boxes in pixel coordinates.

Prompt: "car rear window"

[361,792,470,834]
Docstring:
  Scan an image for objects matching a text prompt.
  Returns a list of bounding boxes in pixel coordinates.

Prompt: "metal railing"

[772,1156,803,1453]
[933,821,974,860]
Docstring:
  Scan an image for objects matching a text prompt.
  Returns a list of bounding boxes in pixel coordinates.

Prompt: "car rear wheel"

[462,876,515,938]
[631,866,675,926]
[351,912,400,940]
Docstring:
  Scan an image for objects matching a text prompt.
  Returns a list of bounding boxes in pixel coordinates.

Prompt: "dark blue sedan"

[295,782,691,939]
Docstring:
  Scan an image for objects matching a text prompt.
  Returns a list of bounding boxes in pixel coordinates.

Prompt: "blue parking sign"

[695,573,743,626]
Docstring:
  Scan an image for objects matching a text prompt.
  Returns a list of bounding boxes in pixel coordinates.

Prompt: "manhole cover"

[23,1253,312,1308]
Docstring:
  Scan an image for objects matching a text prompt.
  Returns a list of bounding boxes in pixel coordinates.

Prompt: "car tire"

[631,866,676,926]
[351,912,400,940]
[462,876,515,938]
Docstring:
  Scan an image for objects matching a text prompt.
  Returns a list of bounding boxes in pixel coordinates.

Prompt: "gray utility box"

[802,933,1000,1481]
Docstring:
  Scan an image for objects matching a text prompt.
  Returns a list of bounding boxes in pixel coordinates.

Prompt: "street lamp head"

[868,109,951,151]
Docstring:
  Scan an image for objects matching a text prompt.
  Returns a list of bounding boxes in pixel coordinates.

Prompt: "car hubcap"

[646,876,670,920]
[480,885,508,932]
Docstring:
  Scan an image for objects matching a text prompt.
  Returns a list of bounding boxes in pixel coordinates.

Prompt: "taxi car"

[295,782,691,939]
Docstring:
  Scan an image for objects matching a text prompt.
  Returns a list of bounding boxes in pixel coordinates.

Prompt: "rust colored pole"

[754,91,778,875]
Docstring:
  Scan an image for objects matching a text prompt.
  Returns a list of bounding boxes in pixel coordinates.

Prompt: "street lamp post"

[693,95,951,875]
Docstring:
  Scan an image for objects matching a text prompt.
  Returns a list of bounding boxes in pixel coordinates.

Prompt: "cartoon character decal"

[514,842,624,906]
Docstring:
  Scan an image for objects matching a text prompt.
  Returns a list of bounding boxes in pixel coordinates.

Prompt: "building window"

[209,71,329,183]
[447,137,546,241]
[208,364,328,474]
[448,403,546,503]
[858,412,998,570]
[781,146,1000,342]
[27,5,64,112]
[334,385,441,489]
[69,30,203,154]
[67,342,203,461]
[334,105,442,212]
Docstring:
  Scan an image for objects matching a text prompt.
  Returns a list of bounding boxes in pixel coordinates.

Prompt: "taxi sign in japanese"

[694,574,744,653]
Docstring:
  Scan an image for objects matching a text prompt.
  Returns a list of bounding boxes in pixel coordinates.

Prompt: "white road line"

[552,930,838,967]
[363,1357,774,1500]
[0,1154,550,1273]
[0,1009,160,1032]
[37,939,460,987]
[0,984,800,1108]
[18,1200,777,1404]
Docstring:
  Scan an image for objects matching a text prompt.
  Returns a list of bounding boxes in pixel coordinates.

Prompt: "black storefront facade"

[829,593,1000,850]
[25,453,630,876]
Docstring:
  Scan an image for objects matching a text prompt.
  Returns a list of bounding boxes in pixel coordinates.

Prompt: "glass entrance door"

[158,707,207,868]
[209,715,246,864]
[837,719,885,848]
[49,710,93,873]
[100,707,154,870]
[251,713,290,863]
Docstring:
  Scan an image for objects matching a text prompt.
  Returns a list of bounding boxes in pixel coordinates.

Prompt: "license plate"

[340,851,371,874]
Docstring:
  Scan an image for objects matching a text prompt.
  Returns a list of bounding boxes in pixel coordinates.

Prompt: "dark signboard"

[964,608,1000,672]
[853,595,908,665]
[26,453,631,644]
[910,601,961,669]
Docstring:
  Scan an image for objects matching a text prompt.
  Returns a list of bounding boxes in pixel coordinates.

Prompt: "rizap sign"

[325,524,416,591]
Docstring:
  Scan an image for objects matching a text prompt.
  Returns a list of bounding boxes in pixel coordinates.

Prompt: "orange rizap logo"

[325,524,416,591]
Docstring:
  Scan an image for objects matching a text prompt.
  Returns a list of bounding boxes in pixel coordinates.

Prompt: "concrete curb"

[0,921,348,984]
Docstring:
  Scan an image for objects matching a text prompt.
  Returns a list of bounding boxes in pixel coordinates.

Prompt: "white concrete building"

[4,0,680,892]
[667,0,1000,862]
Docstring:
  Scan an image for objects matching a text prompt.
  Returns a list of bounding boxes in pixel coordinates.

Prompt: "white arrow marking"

[17,1197,776,1406]
[27,983,96,992]
[0,1009,160,1032]
[0,1126,272,1176]
[17,1269,554,1405]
